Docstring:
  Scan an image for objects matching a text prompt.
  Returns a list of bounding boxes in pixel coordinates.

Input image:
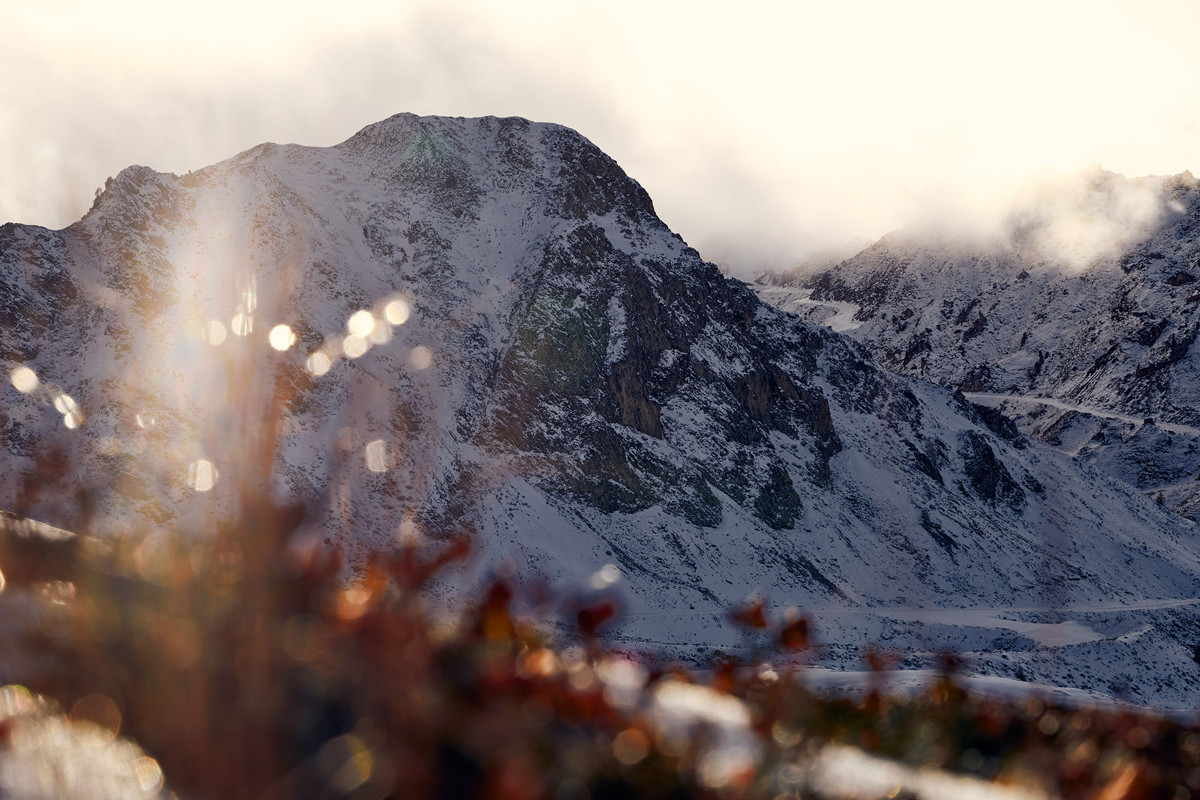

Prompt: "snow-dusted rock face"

[762,171,1200,518]
[4,117,1200,707]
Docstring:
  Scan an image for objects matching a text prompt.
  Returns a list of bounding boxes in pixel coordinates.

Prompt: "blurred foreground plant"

[1,488,743,799]
[6,498,1200,800]
[2,366,1200,800]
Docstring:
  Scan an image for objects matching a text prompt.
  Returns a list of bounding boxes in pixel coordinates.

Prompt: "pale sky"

[3,0,1198,273]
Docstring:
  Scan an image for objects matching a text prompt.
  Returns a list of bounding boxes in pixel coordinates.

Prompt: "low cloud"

[2,0,1198,278]
[1004,170,1184,269]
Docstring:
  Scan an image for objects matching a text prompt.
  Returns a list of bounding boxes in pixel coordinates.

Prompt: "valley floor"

[608,598,1200,713]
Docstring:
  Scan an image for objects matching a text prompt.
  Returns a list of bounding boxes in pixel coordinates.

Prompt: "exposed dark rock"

[920,509,956,555]
[958,365,992,393]
[958,431,1025,508]
[753,464,802,530]
[1132,318,1169,347]
[907,441,944,485]
[960,398,1021,442]
[954,298,980,326]
[962,312,986,343]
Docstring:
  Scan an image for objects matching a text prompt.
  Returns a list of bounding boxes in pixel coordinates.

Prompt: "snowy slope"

[759,170,1200,519]
[4,117,1200,708]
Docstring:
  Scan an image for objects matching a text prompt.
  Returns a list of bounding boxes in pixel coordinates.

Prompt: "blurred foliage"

[1,367,1198,798]
[3,494,1200,800]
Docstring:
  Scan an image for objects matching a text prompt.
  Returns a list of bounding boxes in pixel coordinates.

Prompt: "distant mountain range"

[4,115,1200,708]
[757,169,1200,520]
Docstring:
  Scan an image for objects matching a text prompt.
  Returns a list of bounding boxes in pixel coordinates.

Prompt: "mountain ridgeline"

[760,170,1200,519]
[4,116,1200,707]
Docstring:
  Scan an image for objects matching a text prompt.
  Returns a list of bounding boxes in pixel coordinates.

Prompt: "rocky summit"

[4,116,1200,708]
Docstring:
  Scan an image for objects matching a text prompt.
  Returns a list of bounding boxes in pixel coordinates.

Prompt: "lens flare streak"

[189,459,218,492]
[306,351,332,376]
[384,298,410,325]
[342,335,369,359]
[231,313,253,337]
[410,346,433,370]
[365,440,387,473]
[346,310,375,339]
[10,365,38,393]
[268,324,295,351]
[204,320,227,346]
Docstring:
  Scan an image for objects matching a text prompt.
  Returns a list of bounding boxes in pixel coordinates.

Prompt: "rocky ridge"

[759,170,1200,519]
[3,118,1200,707]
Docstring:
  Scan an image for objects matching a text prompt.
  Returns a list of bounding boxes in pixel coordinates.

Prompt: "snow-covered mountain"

[4,116,1200,708]
[759,170,1200,522]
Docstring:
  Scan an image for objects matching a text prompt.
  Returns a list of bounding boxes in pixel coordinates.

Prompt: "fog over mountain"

[5,114,1200,709]
[759,169,1200,519]
[6,1,1200,274]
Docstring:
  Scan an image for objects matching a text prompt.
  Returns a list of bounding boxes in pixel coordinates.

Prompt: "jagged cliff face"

[801,172,1200,413]
[5,117,1200,707]
[763,170,1200,518]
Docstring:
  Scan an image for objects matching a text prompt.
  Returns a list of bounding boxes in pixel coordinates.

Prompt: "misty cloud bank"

[3,0,1198,275]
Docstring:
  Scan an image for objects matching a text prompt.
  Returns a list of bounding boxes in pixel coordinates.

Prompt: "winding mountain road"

[964,392,1200,438]
[751,286,864,332]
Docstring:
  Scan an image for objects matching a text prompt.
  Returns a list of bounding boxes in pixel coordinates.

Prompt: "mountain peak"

[7,113,1200,708]
[340,113,658,222]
